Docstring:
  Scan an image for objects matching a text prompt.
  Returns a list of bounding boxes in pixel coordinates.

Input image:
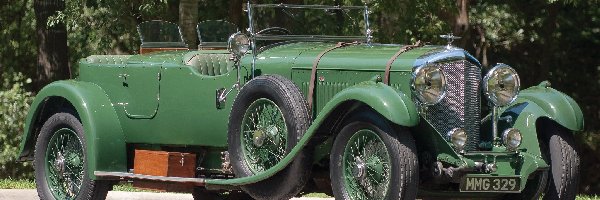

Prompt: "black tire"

[34,112,112,200]
[330,112,418,200]
[541,125,580,200]
[504,171,548,200]
[228,75,312,200]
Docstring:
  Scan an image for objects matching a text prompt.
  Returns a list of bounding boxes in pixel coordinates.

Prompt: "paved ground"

[0,189,334,200]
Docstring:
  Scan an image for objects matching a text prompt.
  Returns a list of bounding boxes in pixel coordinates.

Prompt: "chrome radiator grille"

[421,60,481,151]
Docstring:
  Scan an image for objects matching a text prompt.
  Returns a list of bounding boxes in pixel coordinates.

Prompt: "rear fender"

[18,81,126,179]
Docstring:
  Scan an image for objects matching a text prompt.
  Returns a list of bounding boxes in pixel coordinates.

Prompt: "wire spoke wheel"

[45,128,85,200]
[342,129,391,200]
[331,111,418,200]
[228,75,312,199]
[240,98,288,173]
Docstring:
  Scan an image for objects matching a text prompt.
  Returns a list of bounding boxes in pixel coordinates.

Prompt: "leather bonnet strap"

[308,42,357,116]
[383,41,423,85]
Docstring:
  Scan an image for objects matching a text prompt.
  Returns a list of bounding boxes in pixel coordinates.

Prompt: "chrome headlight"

[228,32,250,57]
[483,64,520,107]
[411,64,447,105]
[447,128,467,151]
[502,128,522,151]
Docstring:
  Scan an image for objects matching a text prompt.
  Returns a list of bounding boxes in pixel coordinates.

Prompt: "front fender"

[320,81,419,127]
[509,83,584,132]
[18,80,126,179]
[206,81,417,186]
[492,85,583,180]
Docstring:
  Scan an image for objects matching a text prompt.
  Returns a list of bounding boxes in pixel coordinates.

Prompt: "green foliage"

[368,0,455,44]
[0,0,37,78]
[0,72,34,179]
[470,3,526,49]
[46,0,171,66]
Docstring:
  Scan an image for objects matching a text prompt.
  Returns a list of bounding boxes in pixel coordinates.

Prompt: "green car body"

[18,4,583,200]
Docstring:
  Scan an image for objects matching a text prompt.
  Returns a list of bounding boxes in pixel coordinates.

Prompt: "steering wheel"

[256,27,291,35]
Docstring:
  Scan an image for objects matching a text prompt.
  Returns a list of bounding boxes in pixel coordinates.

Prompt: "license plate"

[460,176,520,193]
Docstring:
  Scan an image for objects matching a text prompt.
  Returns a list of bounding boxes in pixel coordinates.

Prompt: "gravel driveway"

[0,189,334,200]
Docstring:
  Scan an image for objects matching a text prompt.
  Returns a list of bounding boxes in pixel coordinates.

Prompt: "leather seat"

[185,54,234,76]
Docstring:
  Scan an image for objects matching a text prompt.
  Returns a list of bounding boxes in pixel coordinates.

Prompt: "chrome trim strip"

[247,1,257,78]
[251,4,365,9]
[94,171,206,186]
[363,5,372,45]
[414,48,482,68]
[462,151,518,156]
[254,35,365,41]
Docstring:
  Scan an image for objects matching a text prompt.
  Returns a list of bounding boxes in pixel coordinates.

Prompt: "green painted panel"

[122,64,161,118]
[120,64,239,146]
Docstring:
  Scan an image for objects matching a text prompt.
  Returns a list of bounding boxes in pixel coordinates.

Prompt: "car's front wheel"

[34,112,111,200]
[541,123,580,200]
[330,112,418,200]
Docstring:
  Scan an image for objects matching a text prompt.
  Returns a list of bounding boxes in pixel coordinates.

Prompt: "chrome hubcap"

[353,156,366,180]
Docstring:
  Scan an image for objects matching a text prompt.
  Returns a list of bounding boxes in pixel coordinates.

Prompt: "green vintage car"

[18,3,583,200]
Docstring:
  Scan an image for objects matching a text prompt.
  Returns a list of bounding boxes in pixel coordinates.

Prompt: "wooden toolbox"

[133,149,196,192]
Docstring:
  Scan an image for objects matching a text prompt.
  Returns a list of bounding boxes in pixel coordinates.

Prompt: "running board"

[94,171,206,186]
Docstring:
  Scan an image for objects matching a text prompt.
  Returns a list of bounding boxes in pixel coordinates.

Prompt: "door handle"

[118,74,129,87]
[118,74,130,79]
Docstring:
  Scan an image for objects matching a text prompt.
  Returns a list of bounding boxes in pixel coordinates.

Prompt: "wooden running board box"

[133,149,196,192]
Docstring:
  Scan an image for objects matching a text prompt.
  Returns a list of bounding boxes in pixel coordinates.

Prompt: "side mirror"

[227,32,250,59]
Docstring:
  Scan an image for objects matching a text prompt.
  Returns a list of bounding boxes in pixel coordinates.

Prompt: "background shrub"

[0,71,34,179]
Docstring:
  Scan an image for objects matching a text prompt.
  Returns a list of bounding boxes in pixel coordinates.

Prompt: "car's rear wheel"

[34,112,111,200]
[228,75,312,200]
[330,112,418,200]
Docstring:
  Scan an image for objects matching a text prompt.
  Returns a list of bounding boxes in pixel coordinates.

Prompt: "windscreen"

[137,20,185,43]
[249,4,368,38]
[197,20,239,43]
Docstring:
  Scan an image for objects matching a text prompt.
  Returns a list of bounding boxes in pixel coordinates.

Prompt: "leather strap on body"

[308,42,357,116]
[383,41,423,85]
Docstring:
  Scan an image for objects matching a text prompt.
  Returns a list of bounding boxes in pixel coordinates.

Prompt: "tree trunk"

[34,0,70,90]
[179,0,199,49]
[228,0,243,28]
[454,0,470,48]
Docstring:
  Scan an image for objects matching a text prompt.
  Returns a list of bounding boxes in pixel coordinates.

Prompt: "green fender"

[509,83,584,132]
[497,100,551,180]
[320,81,419,127]
[494,84,584,182]
[18,80,126,179]
[207,81,417,186]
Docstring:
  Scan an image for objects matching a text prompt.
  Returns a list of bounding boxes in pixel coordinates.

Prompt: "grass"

[0,179,597,199]
[0,179,153,192]
[578,195,600,200]
[0,179,35,189]
[302,193,333,198]
[301,192,333,198]
[111,182,156,192]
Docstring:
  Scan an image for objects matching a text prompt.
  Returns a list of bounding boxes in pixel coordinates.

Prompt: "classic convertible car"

[18,3,582,200]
